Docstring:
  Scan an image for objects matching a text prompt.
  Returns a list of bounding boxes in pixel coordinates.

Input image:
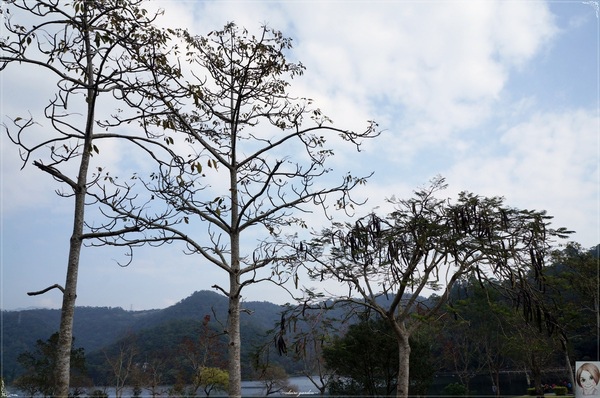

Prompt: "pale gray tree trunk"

[561,334,575,391]
[54,7,95,393]
[394,322,412,398]
[228,159,243,398]
[54,139,92,397]
[227,282,242,398]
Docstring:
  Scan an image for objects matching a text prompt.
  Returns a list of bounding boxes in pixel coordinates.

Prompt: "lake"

[4,376,322,397]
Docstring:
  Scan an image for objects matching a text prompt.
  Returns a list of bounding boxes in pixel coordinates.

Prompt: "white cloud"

[491,0,557,67]
[275,1,559,167]
[447,108,599,247]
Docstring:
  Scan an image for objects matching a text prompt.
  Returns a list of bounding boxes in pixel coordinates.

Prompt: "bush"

[554,386,568,396]
[87,390,108,398]
[527,387,537,396]
[444,382,468,396]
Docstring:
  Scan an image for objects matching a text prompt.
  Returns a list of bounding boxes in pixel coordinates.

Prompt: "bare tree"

[0,1,173,395]
[279,304,341,395]
[92,23,379,397]
[177,315,227,396]
[139,357,167,398]
[295,177,571,398]
[257,364,294,396]
[104,334,138,398]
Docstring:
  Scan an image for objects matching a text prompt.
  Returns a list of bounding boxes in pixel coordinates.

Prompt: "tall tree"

[297,177,571,398]
[0,1,171,395]
[92,23,379,397]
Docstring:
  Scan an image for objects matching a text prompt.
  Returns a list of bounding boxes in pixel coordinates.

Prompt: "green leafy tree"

[444,382,468,396]
[13,332,87,397]
[194,367,229,397]
[439,280,518,396]
[298,177,571,398]
[0,2,171,395]
[323,315,434,396]
[324,316,399,396]
[92,22,379,397]
[546,243,599,384]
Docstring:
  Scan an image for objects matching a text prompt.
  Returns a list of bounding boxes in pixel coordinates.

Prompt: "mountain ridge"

[1,290,286,383]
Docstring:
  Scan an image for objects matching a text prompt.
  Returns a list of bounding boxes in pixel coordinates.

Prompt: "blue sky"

[1,1,598,311]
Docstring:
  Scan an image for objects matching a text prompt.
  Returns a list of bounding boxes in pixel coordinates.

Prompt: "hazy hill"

[128,290,281,332]
[1,290,285,382]
[2,289,435,384]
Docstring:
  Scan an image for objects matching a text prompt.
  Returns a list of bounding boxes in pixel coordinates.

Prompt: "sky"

[1,1,598,311]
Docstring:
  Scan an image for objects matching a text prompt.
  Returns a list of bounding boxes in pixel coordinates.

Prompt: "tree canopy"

[83,22,379,397]
[293,177,571,398]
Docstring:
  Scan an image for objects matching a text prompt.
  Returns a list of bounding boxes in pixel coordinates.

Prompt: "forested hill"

[1,290,285,382]
[2,290,434,383]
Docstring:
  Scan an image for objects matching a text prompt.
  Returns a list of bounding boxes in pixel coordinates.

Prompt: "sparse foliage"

[104,334,138,398]
[283,306,338,395]
[257,364,294,396]
[177,315,228,396]
[91,22,379,397]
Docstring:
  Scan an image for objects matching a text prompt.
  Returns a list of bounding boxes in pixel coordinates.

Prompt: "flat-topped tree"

[0,1,174,395]
[297,177,571,398]
[92,23,380,397]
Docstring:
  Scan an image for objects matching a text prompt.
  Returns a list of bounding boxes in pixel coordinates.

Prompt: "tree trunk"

[228,113,243,397]
[54,251,79,396]
[54,6,95,393]
[491,371,500,396]
[54,128,93,396]
[54,148,90,397]
[227,275,242,398]
[228,160,242,398]
[394,324,411,398]
[530,353,543,398]
[560,334,575,391]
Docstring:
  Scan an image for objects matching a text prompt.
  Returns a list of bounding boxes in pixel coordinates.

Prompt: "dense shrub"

[87,390,108,398]
[554,386,568,396]
[444,382,468,396]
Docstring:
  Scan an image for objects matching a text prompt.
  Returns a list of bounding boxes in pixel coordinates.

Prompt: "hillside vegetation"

[2,290,286,383]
